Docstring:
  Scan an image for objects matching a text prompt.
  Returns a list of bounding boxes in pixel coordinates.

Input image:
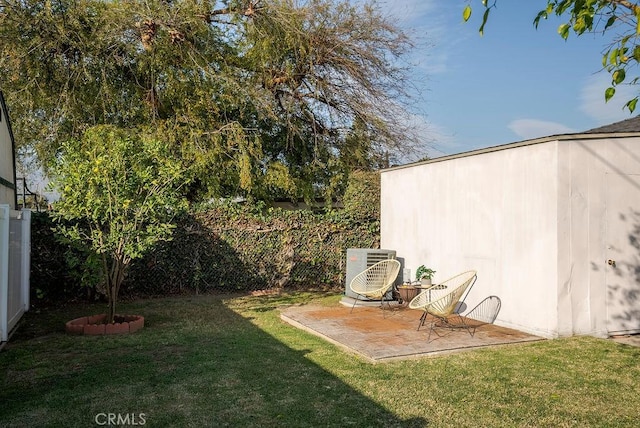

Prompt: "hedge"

[29,204,380,301]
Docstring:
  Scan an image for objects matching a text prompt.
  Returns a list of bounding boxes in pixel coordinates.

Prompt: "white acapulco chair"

[349,259,401,313]
[408,270,477,342]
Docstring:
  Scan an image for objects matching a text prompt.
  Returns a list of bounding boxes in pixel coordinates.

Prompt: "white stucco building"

[381,118,640,339]
[0,91,30,346]
[0,92,17,208]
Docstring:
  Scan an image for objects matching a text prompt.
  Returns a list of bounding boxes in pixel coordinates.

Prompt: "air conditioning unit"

[345,248,397,299]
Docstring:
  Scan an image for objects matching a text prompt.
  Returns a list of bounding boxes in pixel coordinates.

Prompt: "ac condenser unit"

[344,248,397,299]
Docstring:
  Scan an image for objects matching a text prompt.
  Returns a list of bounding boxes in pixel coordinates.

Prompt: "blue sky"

[381,0,636,158]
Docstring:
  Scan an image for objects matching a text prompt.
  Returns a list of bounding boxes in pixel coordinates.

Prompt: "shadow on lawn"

[8,215,425,425]
[0,295,427,427]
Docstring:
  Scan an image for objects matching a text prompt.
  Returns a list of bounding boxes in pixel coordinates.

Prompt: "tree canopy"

[0,0,422,203]
[464,0,640,113]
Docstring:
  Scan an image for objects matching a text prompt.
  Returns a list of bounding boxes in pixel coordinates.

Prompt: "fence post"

[0,204,9,342]
[20,209,31,311]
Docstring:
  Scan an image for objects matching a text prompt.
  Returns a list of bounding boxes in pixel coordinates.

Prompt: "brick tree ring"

[65,314,145,335]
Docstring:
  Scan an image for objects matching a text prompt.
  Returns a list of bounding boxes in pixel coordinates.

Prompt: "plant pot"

[420,278,432,286]
[65,314,145,336]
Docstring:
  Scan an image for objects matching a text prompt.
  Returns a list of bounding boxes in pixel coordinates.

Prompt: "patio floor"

[280,300,545,363]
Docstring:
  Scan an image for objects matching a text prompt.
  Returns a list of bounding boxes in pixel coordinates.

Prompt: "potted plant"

[415,265,436,286]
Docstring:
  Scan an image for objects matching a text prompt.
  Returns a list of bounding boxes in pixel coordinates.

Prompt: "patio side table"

[397,285,419,304]
[414,283,448,301]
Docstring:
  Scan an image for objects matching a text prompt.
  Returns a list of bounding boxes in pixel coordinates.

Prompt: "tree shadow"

[21,211,428,424]
[126,211,368,295]
[0,295,427,427]
[126,213,269,295]
[607,209,640,332]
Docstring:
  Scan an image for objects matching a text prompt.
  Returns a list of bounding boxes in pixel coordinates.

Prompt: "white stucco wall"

[382,134,640,339]
[0,103,16,209]
[381,141,561,338]
[556,138,603,337]
[556,136,640,337]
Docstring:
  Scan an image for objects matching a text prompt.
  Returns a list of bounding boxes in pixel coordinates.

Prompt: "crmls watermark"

[94,413,146,426]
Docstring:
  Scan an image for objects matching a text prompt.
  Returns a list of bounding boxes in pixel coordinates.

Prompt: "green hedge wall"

[126,205,380,294]
[29,205,380,300]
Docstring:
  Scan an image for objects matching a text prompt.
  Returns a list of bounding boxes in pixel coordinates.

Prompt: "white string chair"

[349,259,401,313]
[408,270,477,342]
[463,295,502,336]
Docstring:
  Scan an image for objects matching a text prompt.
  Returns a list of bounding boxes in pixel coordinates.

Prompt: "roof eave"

[382,131,640,173]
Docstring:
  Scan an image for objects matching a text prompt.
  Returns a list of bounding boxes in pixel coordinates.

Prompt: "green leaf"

[621,35,631,47]
[573,17,585,34]
[534,10,548,29]
[479,9,490,36]
[610,48,619,66]
[556,0,571,15]
[558,23,570,40]
[626,98,638,113]
[613,69,626,84]
[463,5,472,22]
[605,16,616,30]
[605,87,616,102]
[581,13,594,32]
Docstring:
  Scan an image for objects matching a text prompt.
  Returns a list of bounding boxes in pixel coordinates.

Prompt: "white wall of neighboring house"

[0,93,16,209]
[0,91,30,345]
[381,134,640,339]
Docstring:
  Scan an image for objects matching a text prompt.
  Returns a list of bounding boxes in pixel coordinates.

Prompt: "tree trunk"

[103,254,128,324]
[108,291,117,324]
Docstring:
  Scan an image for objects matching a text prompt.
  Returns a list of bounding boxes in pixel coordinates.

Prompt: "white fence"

[0,205,31,343]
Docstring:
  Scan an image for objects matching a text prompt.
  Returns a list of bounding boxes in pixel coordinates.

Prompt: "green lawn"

[1,292,639,427]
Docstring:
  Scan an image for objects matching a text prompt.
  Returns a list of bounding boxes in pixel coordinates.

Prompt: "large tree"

[464,0,640,112]
[0,0,421,202]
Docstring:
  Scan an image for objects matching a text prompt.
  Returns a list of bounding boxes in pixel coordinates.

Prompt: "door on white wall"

[605,173,640,335]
